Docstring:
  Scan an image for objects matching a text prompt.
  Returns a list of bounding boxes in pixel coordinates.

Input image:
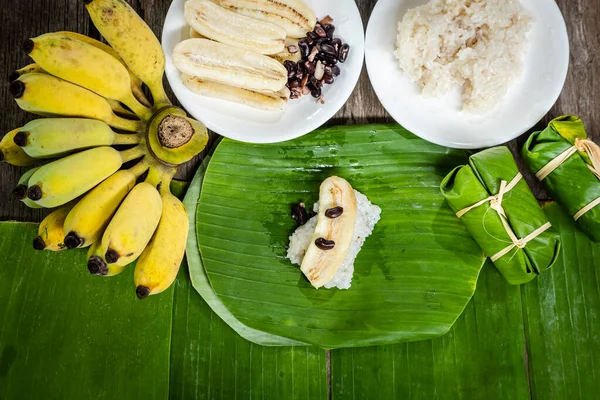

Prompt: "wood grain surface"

[0,0,597,222]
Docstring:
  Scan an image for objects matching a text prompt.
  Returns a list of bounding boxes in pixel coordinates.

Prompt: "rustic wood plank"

[0,0,598,222]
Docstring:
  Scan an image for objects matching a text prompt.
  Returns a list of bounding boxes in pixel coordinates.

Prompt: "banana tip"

[64,232,84,249]
[105,249,120,264]
[9,80,25,99]
[87,256,108,276]
[136,286,151,300]
[22,39,34,55]
[12,184,27,200]
[8,71,19,82]
[33,236,46,251]
[27,185,42,201]
[13,131,28,147]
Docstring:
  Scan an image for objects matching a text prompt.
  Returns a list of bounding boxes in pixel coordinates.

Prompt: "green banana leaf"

[0,223,327,400]
[522,115,600,242]
[330,202,600,399]
[441,147,561,285]
[194,124,486,348]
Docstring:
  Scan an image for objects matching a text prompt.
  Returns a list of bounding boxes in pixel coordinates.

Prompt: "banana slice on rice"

[173,38,288,92]
[212,0,316,38]
[301,177,358,289]
[184,0,286,55]
[182,74,288,111]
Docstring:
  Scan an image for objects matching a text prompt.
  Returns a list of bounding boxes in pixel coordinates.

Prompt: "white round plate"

[162,0,364,144]
[366,0,569,149]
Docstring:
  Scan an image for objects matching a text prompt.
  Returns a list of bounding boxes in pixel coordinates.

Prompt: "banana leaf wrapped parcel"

[522,115,600,242]
[441,147,561,285]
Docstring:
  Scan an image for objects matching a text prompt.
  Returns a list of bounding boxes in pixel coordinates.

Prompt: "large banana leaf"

[195,124,486,348]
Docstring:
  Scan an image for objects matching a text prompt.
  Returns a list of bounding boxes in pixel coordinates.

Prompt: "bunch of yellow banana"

[173,0,315,111]
[1,0,209,299]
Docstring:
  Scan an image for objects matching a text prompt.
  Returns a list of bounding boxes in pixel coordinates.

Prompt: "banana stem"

[119,145,146,163]
[148,79,172,110]
[122,92,153,121]
[146,164,177,194]
[128,157,150,177]
[110,115,144,132]
[113,132,142,145]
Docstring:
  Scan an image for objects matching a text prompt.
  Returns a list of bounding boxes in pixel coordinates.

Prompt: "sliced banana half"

[173,38,288,92]
[212,0,316,38]
[184,0,286,55]
[182,74,288,111]
[301,177,358,289]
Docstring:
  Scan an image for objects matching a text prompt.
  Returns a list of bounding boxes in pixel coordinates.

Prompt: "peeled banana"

[301,177,358,288]
[100,182,163,267]
[134,180,188,299]
[25,33,151,119]
[0,128,35,166]
[84,0,170,108]
[10,73,142,132]
[13,166,43,209]
[87,241,127,276]
[14,118,140,159]
[184,0,286,55]
[182,74,287,111]
[26,145,144,208]
[173,38,287,92]
[212,0,316,38]
[63,160,149,249]
[33,202,76,251]
[58,31,150,108]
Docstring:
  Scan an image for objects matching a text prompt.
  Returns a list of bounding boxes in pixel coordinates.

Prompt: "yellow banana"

[101,182,163,267]
[87,240,127,276]
[58,31,150,107]
[26,145,145,208]
[10,73,143,132]
[8,63,45,82]
[84,0,171,108]
[25,33,151,119]
[13,166,43,209]
[134,167,187,299]
[64,159,149,249]
[33,202,76,251]
[14,118,140,159]
[0,128,35,166]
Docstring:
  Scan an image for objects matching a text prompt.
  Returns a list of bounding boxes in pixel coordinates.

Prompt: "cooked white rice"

[286,190,381,289]
[394,0,532,113]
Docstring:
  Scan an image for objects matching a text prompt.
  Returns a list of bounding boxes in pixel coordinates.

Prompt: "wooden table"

[0,0,597,222]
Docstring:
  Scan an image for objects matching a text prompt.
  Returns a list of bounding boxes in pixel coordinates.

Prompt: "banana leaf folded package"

[441,147,561,285]
[522,115,600,242]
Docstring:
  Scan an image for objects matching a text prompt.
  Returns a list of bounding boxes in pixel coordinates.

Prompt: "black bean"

[303,61,316,75]
[323,74,334,84]
[331,38,342,51]
[311,87,321,98]
[325,206,343,218]
[307,31,319,40]
[320,43,337,58]
[284,60,297,79]
[309,75,320,89]
[288,79,300,88]
[298,40,310,59]
[315,237,335,250]
[314,25,327,38]
[324,24,335,39]
[316,37,331,46]
[291,203,309,226]
[320,54,338,65]
[331,65,341,76]
[295,70,304,80]
[288,45,298,54]
[339,44,350,63]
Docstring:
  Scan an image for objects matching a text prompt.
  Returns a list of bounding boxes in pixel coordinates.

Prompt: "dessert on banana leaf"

[441,147,561,285]
[287,176,381,290]
[522,115,600,242]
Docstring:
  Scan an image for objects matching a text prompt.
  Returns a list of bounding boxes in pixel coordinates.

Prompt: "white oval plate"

[366,0,569,149]
[162,0,364,144]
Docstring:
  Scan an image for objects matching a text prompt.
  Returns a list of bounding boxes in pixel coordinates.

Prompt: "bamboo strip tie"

[536,138,600,221]
[456,173,552,263]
